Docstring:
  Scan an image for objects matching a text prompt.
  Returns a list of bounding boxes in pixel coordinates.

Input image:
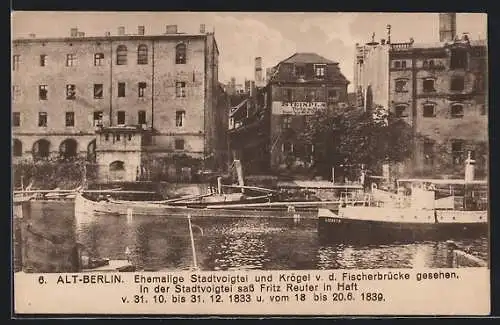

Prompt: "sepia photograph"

[12,11,489,279]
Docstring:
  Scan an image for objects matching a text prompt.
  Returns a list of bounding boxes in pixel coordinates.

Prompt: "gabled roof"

[280,52,337,65]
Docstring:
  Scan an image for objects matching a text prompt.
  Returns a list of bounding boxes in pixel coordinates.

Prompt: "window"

[451,140,465,165]
[116,134,121,141]
[66,84,76,99]
[105,133,109,141]
[480,104,486,116]
[175,43,187,64]
[395,79,408,92]
[422,60,429,68]
[423,104,435,117]
[65,112,75,127]
[282,115,292,129]
[451,103,464,118]
[475,73,485,92]
[38,112,48,127]
[450,49,468,69]
[40,54,47,67]
[423,140,434,166]
[138,110,146,125]
[93,111,103,126]
[176,110,185,127]
[138,82,147,98]
[395,105,408,117]
[12,85,20,101]
[450,77,465,91]
[137,44,148,64]
[176,82,186,97]
[33,139,50,159]
[429,60,435,68]
[423,79,435,92]
[282,142,294,153]
[284,88,293,102]
[39,85,48,100]
[93,84,103,99]
[116,45,128,65]
[314,64,326,78]
[66,54,76,66]
[117,111,126,125]
[12,55,20,71]
[295,65,305,77]
[401,61,407,68]
[13,139,22,157]
[394,61,401,69]
[94,53,104,66]
[13,112,20,127]
[175,139,185,150]
[305,89,316,101]
[118,82,126,97]
[328,89,338,100]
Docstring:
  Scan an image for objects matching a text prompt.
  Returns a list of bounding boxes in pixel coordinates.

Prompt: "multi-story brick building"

[12,24,225,181]
[228,53,350,174]
[353,13,488,179]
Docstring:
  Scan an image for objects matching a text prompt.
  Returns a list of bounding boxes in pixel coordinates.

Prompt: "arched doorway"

[13,139,23,157]
[87,139,96,162]
[109,160,126,181]
[60,139,78,160]
[32,139,51,160]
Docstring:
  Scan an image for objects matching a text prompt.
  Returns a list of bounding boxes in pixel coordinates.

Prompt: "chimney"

[118,26,125,36]
[439,13,456,42]
[29,33,36,38]
[138,26,145,35]
[104,31,111,37]
[199,24,206,34]
[166,25,178,34]
[70,28,78,37]
[255,57,264,87]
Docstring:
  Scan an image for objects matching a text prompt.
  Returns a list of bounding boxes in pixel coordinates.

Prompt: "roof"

[278,180,363,189]
[229,98,249,117]
[280,52,337,65]
[13,33,211,44]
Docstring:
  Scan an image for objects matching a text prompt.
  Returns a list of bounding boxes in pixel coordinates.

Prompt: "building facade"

[228,53,350,175]
[12,24,223,180]
[353,13,488,179]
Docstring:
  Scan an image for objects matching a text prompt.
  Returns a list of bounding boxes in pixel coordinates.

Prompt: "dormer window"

[314,64,326,78]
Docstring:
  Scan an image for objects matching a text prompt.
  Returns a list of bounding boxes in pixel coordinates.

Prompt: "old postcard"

[11,11,490,316]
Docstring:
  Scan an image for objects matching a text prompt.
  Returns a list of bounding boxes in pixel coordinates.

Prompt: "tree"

[300,105,413,178]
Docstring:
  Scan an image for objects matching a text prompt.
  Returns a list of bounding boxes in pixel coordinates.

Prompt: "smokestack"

[138,26,145,35]
[166,25,178,34]
[118,26,125,36]
[70,28,78,37]
[255,57,264,87]
[199,24,206,34]
[439,13,457,42]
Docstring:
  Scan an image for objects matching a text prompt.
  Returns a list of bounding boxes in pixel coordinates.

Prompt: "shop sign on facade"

[271,101,327,115]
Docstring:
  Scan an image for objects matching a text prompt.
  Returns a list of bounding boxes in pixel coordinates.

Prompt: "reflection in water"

[14,201,489,272]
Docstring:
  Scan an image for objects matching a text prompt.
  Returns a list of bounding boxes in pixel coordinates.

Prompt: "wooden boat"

[318,182,488,244]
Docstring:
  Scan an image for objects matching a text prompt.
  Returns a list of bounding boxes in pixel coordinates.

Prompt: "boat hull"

[318,208,488,244]
[74,193,335,219]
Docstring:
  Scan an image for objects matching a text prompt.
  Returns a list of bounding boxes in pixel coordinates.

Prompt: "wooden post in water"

[187,214,198,269]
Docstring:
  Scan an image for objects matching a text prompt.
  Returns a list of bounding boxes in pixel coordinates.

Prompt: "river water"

[13,201,489,273]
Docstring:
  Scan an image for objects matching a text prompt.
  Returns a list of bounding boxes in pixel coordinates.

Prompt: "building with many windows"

[353,13,488,179]
[12,24,225,181]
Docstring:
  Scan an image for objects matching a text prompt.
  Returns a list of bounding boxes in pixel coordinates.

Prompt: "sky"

[12,12,487,91]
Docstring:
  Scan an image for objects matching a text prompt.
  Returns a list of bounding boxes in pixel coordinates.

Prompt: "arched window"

[87,139,96,162]
[60,138,78,160]
[109,160,126,181]
[116,45,128,65]
[33,139,50,160]
[13,139,22,157]
[137,44,148,64]
[175,43,186,64]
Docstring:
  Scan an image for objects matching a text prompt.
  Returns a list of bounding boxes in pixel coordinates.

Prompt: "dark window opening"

[138,82,147,98]
[12,55,20,71]
[117,111,126,125]
[33,139,50,159]
[118,82,126,97]
[282,115,292,129]
[116,134,121,141]
[282,142,294,153]
[175,139,185,150]
[284,88,293,102]
[176,110,185,127]
[66,84,76,99]
[94,84,103,99]
[38,112,48,127]
[175,44,187,64]
[59,139,78,159]
[401,61,407,68]
[39,85,48,100]
[450,49,468,69]
[395,105,408,118]
[137,44,148,64]
[450,77,465,91]
[66,54,76,66]
[451,140,465,165]
[295,65,305,77]
[480,104,486,116]
[395,80,408,92]
[423,79,435,92]
[394,61,401,68]
[315,65,326,78]
[328,89,338,100]
[175,82,186,97]
[451,104,464,118]
[93,111,103,126]
[13,139,22,157]
[423,104,435,117]
[423,140,434,166]
[65,112,75,127]
[94,53,104,66]
[40,54,47,67]
[116,45,128,65]
[13,112,20,127]
[138,110,146,125]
